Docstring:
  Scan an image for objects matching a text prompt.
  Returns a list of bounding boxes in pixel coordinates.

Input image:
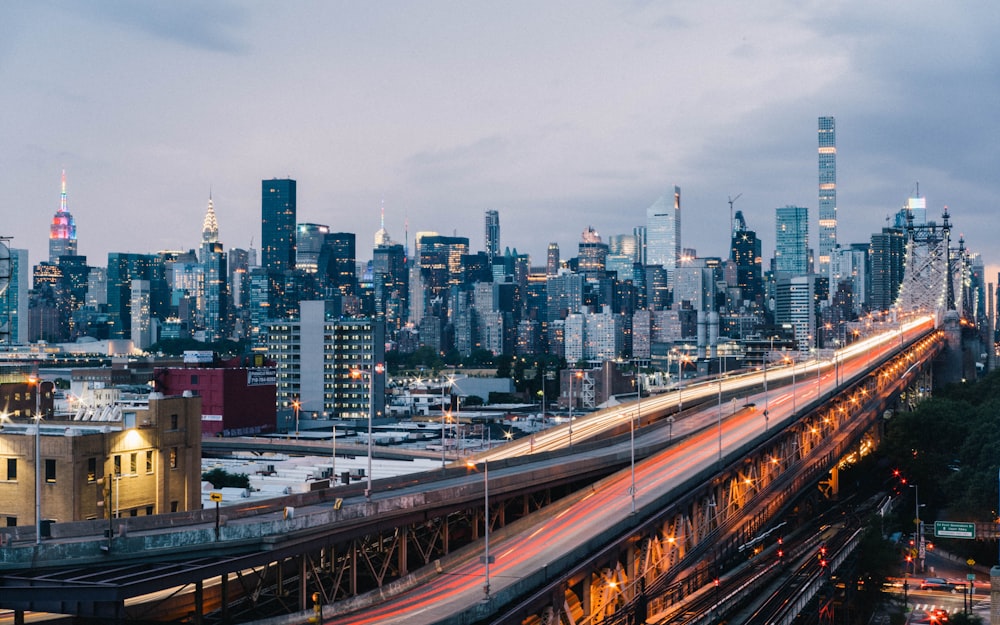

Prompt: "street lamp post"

[911,484,924,573]
[467,459,492,601]
[29,376,43,545]
[568,370,573,445]
[630,377,639,514]
[351,363,385,501]
[763,338,772,431]
[717,357,725,462]
[292,399,301,439]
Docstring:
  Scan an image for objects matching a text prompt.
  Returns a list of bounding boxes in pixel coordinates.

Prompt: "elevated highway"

[0,316,946,624]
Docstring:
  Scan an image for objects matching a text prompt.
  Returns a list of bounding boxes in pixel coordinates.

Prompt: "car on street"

[919,577,952,591]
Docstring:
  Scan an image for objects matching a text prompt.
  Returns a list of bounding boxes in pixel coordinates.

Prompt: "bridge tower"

[895,207,966,384]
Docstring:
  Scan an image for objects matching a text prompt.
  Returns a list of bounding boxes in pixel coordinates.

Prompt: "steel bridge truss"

[895,208,959,320]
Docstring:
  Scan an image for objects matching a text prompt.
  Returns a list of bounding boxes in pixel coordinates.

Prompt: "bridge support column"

[299,555,308,612]
[991,566,1000,625]
[399,530,408,576]
[14,610,24,625]
[938,310,964,385]
[220,572,229,623]
[194,580,204,625]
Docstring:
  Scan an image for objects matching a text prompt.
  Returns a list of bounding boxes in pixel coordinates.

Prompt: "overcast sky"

[2,1,998,281]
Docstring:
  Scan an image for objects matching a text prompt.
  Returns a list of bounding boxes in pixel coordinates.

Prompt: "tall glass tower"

[775,205,809,275]
[646,186,681,287]
[484,209,500,261]
[261,178,297,274]
[817,116,837,277]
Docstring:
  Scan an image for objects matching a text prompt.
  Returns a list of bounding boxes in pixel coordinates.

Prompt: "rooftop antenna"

[727,193,742,237]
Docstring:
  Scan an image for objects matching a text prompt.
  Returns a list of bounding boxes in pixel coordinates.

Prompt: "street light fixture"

[351,363,385,501]
[910,484,925,573]
[629,376,640,514]
[569,370,582,447]
[466,458,493,601]
[292,399,301,439]
[28,375,45,545]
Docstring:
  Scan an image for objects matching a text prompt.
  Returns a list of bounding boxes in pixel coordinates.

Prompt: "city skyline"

[3,3,998,277]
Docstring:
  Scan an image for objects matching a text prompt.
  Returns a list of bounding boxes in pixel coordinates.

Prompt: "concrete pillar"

[938,310,963,386]
[991,566,1000,625]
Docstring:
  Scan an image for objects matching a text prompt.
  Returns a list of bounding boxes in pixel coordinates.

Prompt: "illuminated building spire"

[202,192,219,244]
[374,198,391,246]
[49,169,78,262]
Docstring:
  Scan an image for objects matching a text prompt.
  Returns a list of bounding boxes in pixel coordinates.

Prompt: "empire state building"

[49,170,78,262]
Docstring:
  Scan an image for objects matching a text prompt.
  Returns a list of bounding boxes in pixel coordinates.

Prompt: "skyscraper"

[730,210,763,304]
[818,116,837,277]
[295,223,329,273]
[646,186,681,287]
[261,178,296,274]
[869,227,905,311]
[546,243,560,276]
[484,210,500,261]
[775,205,809,275]
[107,253,167,340]
[199,196,228,341]
[49,170,78,262]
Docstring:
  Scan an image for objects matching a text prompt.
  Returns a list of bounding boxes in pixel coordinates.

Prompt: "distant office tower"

[0,246,28,344]
[633,226,647,266]
[49,171,78,262]
[775,274,819,350]
[817,117,837,277]
[869,227,905,311]
[546,243,560,276]
[646,186,681,287]
[199,196,228,341]
[318,232,358,297]
[608,234,640,263]
[893,192,927,229]
[644,265,670,310]
[296,223,329,273]
[831,244,868,314]
[546,272,584,323]
[373,239,408,333]
[107,253,168,340]
[484,210,500,261]
[673,258,721,312]
[730,210,763,304]
[416,233,469,302]
[261,179,297,274]
[577,226,608,278]
[775,206,809,275]
[56,254,89,339]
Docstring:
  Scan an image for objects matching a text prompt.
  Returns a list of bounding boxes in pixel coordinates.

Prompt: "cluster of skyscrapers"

[0,118,990,387]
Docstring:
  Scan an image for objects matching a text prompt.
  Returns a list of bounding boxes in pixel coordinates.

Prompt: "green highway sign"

[934,521,975,539]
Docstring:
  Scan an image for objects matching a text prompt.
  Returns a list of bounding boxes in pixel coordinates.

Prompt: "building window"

[87,458,96,482]
[169,447,178,469]
[6,458,15,481]
[45,459,56,484]
[170,414,179,430]
[5,516,15,527]
[114,455,121,476]
[130,453,137,475]
[145,506,154,516]
[170,501,178,513]
[191,375,198,384]
[146,451,154,473]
